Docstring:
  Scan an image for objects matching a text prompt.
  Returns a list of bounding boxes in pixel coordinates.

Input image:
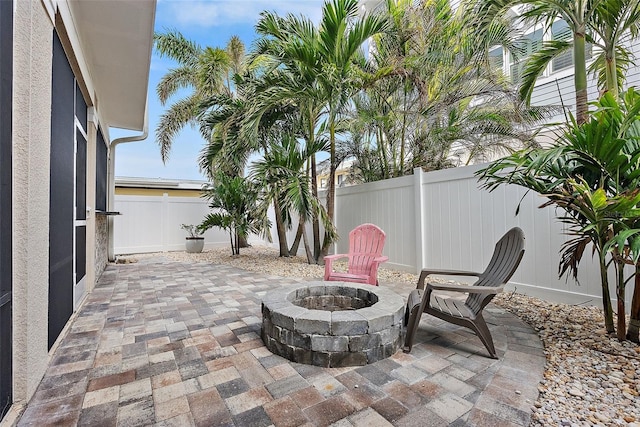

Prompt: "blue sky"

[113,0,325,181]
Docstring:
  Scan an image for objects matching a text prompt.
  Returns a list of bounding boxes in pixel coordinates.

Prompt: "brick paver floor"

[17,258,545,426]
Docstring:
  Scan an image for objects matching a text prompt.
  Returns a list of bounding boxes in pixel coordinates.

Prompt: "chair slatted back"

[347,223,386,276]
[466,227,525,314]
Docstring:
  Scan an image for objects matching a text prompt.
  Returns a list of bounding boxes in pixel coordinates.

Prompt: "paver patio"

[17,257,545,426]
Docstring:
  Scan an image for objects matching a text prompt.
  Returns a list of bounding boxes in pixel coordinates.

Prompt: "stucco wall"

[95,215,109,280]
[12,0,53,403]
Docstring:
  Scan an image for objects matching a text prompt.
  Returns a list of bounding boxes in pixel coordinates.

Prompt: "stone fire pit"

[261,281,405,367]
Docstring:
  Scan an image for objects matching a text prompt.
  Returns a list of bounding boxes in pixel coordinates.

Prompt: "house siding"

[625,41,640,89]
[529,39,640,122]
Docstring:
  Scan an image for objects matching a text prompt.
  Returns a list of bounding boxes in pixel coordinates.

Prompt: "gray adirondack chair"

[403,227,525,359]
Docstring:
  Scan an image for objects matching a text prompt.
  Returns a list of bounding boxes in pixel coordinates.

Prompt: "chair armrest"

[366,256,389,286]
[324,254,348,280]
[417,269,481,290]
[426,282,503,295]
[421,269,481,277]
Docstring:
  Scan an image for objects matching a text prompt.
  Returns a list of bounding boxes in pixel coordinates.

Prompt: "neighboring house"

[1,1,155,422]
[358,0,640,163]
[115,176,207,198]
[488,15,640,125]
[317,158,360,190]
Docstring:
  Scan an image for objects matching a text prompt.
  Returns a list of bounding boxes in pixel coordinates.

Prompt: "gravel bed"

[493,293,640,426]
[120,246,640,426]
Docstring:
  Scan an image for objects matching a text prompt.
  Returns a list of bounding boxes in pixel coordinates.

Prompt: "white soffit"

[68,0,156,131]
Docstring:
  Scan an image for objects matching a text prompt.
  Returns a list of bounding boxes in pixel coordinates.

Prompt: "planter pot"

[185,237,205,253]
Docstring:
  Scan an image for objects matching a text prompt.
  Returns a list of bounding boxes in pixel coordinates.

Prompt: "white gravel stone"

[569,389,585,398]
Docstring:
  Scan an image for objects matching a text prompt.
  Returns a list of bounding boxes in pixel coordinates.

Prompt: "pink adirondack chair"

[324,223,389,286]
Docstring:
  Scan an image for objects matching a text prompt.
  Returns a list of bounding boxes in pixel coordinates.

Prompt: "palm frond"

[519,39,572,103]
[156,66,197,105]
[154,30,201,65]
[155,95,202,162]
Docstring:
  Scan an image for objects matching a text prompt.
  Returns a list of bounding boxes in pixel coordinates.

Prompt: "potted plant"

[181,224,205,253]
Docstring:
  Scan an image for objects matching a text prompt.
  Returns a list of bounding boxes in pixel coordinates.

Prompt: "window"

[337,174,344,186]
[320,178,327,188]
[509,29,543,83]
[49,30,77,349]
[489,46,504,72]
[550,20,592,73]
[96,129,107,212]
[552,20,572,72]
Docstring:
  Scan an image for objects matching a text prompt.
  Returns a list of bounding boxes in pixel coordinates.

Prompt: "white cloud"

[161,0,324,28]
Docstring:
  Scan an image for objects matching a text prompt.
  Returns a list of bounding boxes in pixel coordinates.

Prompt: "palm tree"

[548,180,640,341]
[200,173,270,255]
[225,35,246,92]
[198,64,336,261]
[154,31,230,161]
[587,0,640,98]
[474,0,595,124]
[343,0,548,180]
[314,0,388,258]
[197,94,246,178]
[250,133,336,261]
[254,0,388,261]
[248,32,330,260]
[477,88,640,338]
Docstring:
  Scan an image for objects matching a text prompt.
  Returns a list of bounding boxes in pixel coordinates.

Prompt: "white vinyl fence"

[114,194,261,254]
[335,164,630,306]
[114,165,633,307]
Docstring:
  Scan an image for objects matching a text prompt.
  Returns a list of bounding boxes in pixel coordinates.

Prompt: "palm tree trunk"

[311,154,321,262]
[289,219,304,256]
[273,197,289,257]
[574,29,589,124]
[599,250,616,334]
[301,220,315,264]
[238,234,250,248]
[627,264,640,343]
[378,128,388,179]
[307,115,322,263]
[615,258,626,341]
[321,119,337,261]
[399,85,407,177]
[604,51,618,98]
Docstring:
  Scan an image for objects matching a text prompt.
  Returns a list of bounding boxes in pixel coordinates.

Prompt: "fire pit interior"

[261,282,405,367]
[292,286,378,311]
